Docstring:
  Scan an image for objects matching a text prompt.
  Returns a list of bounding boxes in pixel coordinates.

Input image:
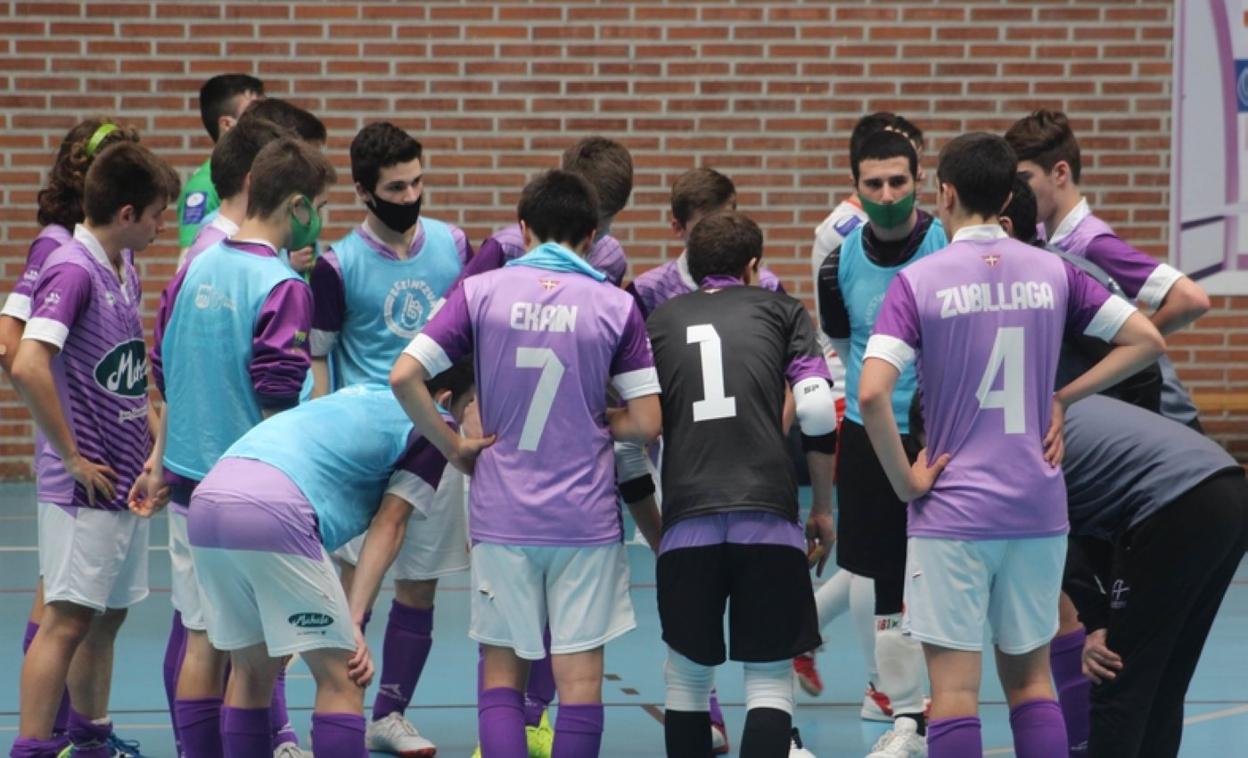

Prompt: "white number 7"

[515,347,565,451]
[975,326,1025,434]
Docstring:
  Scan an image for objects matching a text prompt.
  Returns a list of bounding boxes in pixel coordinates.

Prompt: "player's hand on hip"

[67,454,118,507]
[450,434,497,475]
[1081,628,1122,684]
[805,511,835,576]
[905,448,951,501]
[348,624,374,688]
[1043,395,1066,467]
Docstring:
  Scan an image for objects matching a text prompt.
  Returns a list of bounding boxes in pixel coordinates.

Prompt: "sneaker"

[711,721,730,755]
[57,734,145,758]
[789,727,817,757]
[861,682,894,722]
[794,652,824,696]
[525,710,553,758]
[273,741,304,758]
[866,717,926,758]
[365,712,437,757]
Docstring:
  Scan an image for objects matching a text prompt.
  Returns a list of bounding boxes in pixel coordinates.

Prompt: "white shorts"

[904,535,1065,655]
[469,543,636,660]
[332,468,470,580]
[192,543,356,657]
[168,503,207,631]
[39,502,149,613]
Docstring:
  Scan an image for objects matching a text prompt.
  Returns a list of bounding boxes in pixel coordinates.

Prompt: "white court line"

[0,546,170,552]
[981,703,1248,755]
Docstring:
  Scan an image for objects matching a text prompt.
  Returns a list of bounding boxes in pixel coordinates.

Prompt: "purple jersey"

[2,225,72,322]
[867,225,1135,540]
[1049,199,1182,308]
[627,251,785,319]
[455,223,629,289]
[23,226,150,511]
[407,255,658,546]
[180,213,238,270]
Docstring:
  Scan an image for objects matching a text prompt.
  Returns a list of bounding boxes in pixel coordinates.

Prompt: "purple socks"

[523,627,556,727]
[552,704,604,758]
[928,716,982,757]
[221,706,269,758]
[1051,628,1091,755]
[311,713,366,758]
[162,612,188,751]
[479,687,528,758]
[373,601,435,722]
[23,621,69,738]
[175,697,223,758]
[1010,699,1068,758]
[708,689,725,728]
[8,735,68,758]
[65,710,111,758]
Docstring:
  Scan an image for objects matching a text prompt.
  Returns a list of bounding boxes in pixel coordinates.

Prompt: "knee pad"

[743,660,794,715]
[664,649,714,712]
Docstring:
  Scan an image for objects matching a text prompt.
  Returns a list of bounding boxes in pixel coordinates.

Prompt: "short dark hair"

[1004,109,1082,183]
[83,142,180,226]
[671,168,736,226]
[686,210,763,285]
[1000,175,1040,245]
[561,137,632,219]
[852,130,919,182]
[245,138,337,219]
[350,122,423,194]
[427,355,475,409]
[210,117,292,201]
[937,132,1018,219]
[199,74,264,142]
[242,98,326,144]
[38,118,141,228]
[849,112,925,166]
[517,170,599,248]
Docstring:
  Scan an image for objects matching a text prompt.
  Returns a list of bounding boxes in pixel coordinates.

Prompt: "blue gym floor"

[0,482,1244,757]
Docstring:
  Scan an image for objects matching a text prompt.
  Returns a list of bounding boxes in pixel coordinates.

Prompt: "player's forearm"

[1057,313,1165,409]
[11,346,79,463]
[610,395,662,444]
[146,395,167,471]
[392,355,461,459]
[1149,277,1210,335]
[0,316,24,378]
[310,358,330,399]
[806,449,835,516]
[625,495,662,552]
[861,395,914,503]
[350,516,408,624]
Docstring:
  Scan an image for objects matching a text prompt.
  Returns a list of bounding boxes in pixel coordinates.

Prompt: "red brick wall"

[0,0,1244,473]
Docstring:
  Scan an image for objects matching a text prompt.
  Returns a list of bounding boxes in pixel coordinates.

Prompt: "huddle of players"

[2,66,1243,758]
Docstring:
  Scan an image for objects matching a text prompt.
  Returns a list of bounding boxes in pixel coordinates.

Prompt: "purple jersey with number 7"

[407,262,659,546]
[866,226,1136,540]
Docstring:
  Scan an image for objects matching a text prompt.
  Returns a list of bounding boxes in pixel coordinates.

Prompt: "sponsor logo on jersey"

[384,278,438,338]
[193,283,237,312]
[182,192,207,224]
[93,338,148,398]
[1237,60,1248,112]
[1109,579,1129,610]
[43,292,61,307]
[288,612,334,629]
[22,268,39,282]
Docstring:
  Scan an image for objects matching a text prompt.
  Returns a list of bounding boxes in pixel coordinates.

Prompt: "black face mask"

[367,193,421,234]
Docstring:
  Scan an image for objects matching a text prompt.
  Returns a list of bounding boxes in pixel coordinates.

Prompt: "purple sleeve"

[592,236,628,287]
[150,266,193,396]
[610,301,655,376]
[452,236,506,288]
[396,432,450,489]
[13,236,61,300]
[26,264,91,337]
[309,249,345,335]
[1062,261,1112,339]
[785,303,832,386]
[1082,234,1159,301]
[419,283,475,363]
[871,274,922,348]
[760,266,787,295]
[251,280,313,409]
[450,225,475,267]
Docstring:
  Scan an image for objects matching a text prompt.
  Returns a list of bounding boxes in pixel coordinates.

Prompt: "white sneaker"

[365,712,438,757]
[790,727,817,757]
[866,717,926,758]
[272,742,303,758]
[711,721,729,754]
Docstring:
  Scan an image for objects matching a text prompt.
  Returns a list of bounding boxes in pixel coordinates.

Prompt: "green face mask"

[858,190,917,230]
[289,196,321,251]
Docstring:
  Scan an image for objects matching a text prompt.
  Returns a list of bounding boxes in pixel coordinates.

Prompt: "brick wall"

[0,0,1244,473]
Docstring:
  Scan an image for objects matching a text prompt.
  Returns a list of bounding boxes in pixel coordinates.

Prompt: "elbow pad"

[793,377,837,436]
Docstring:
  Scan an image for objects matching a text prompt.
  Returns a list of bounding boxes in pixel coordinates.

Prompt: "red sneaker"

[793,652,824,696]
[862,682,895,722]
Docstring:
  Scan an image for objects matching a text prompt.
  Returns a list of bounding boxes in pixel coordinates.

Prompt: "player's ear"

[578,228,597,256]
[1052,160,1072,188]
[354,180,372,205]
[999,215,1015,238]
[519,219,533,250]
[670,215,685,240]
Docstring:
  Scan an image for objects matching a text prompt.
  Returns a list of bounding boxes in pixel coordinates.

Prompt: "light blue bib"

[840,220,947,433]
[331,219,461,388]
[162,242,302,480]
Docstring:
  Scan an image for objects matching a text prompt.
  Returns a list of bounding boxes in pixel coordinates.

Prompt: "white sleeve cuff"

[1136,263,1183,309]
[793,376,838,436]
[22,317,69,349]
[384,469,436,521]
[611,367,661,400]
[1,293,32,322]
[863,334,915,373]
[309,329,337,358]
[403,333,452,378]
[1083,295,1137,342]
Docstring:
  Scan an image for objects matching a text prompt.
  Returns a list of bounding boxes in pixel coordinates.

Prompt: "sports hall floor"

[0,482,1243,757]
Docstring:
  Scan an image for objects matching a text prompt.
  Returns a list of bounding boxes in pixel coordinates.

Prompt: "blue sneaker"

[106,733,144,757]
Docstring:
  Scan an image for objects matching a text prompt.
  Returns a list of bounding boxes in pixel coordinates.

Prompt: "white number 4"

[975,326,1025,434]
[515,347,565,451]
[687,324,737,422]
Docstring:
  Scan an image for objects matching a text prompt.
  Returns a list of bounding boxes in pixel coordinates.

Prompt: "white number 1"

[687,324,737,422]
[515,347,565,451]
[975,326,1026,434]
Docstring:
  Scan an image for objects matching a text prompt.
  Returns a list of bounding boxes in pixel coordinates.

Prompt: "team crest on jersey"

[539,277,559,291]
[193,283,237,312]
[982,254,1001,267]
[93,338,148,398]
[43,292,61,307]
[383,278,438,338]
[182,192,207,224]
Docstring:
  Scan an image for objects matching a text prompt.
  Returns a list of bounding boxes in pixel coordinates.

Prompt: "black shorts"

[835,419,917,581]
[657,542,820,667]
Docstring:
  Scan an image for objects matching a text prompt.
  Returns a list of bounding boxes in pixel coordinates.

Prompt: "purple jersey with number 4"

[867,225,1135,540]
[410,260,658,546]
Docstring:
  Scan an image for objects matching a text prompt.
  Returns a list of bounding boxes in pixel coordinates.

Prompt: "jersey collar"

[676,251,698,290]
[1048,197,1090,247]
[951,224,1009,243]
